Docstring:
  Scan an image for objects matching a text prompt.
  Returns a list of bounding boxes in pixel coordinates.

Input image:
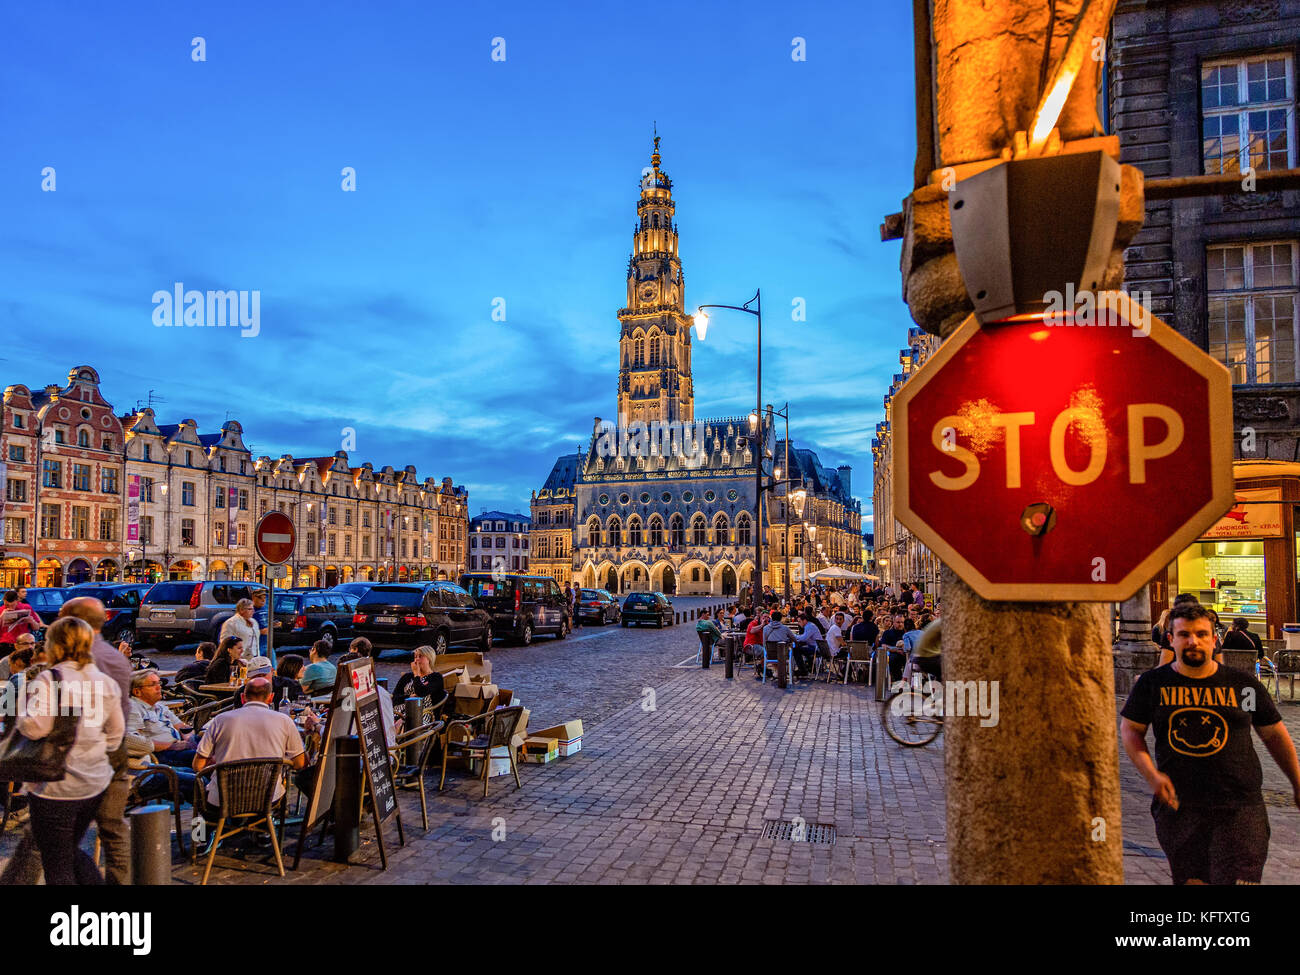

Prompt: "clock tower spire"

[617,131,695,425]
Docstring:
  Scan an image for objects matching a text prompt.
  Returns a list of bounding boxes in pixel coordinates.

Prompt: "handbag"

[0,668,81,782]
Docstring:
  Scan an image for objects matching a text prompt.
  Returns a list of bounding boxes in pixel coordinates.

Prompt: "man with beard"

[1121,603,1300,884]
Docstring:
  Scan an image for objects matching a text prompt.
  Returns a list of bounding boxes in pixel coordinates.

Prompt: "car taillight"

[403,614,427,626]
[104,609,119,620]
[514,589,521,613]
[189,584,202,610]
[295,614,308,629]
[353,612,366,625]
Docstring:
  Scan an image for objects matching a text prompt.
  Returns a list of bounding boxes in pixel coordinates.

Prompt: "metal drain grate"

[760,820,837,845]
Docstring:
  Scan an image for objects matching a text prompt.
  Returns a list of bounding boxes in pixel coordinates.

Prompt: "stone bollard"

[130,804,173,885]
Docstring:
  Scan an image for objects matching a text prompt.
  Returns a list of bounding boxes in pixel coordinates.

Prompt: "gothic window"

[635,337,645,365]
[628,516,642,547]
[649,333,660,365]
[691,514,707,547]
[737,514,752,547]
[648,515,663,547]
[652,213,659,228]
[669,514,685,548]
[714,513,730,544]
[587,517,602,547]
[607,516,622,547]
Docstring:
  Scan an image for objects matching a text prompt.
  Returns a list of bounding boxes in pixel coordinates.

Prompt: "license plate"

[375,615,398,624]
[152,610,175,621]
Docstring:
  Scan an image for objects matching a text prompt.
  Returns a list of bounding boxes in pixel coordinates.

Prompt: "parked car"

[577,588,621,625]
[352,582,491,655]
[23,588,68,625]
[57,583,153,644]
[271,590,358,650]
[329,582,376,602]
[621,591,674,628]
[136,580,269,651]
[458,573,570,645]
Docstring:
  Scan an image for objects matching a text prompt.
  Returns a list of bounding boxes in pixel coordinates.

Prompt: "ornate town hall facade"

[531,139,860,597]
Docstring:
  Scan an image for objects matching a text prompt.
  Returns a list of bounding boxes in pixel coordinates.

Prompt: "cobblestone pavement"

[6,616,1300,883]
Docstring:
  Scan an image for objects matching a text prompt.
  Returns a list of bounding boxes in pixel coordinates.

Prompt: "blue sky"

[1,0,914,529]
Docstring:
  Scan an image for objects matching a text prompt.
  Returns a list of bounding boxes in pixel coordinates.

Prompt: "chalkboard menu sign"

[350,661,397,823]
[292,657,403,870]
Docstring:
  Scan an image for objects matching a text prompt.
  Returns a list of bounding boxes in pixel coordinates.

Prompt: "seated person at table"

[393,644,448,723]
[233,657,297,707]
[205,636,244,685]
[4,640,36,683]
[878,614,908,682]
[193,678,315,810]
[125,671,198,799]
[298,641,337,695]
[793,612,821,677]
[850,612,879,647]
[825,612,848,670]
[276,654,306,697]
[757,611,797,678]
[175,642,216,685]
[743,614,767,661]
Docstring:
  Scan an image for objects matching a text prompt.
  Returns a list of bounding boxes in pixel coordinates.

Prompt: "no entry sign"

[892,293,1234,601]
[255,511,296,565]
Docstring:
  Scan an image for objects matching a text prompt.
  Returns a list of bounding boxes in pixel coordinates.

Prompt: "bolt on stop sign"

[892,292,1234,601]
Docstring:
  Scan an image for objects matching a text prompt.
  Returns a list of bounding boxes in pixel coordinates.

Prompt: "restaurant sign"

[1198,487,1284,540]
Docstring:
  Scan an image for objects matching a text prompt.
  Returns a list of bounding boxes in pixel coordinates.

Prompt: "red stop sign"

[255,511,296,565]
[892,293,1234,601]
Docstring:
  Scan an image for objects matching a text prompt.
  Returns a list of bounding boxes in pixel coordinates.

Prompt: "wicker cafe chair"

[439,706,525,798]
[388,720,445,829]
[182,695,236,734]
[191,758,290,886]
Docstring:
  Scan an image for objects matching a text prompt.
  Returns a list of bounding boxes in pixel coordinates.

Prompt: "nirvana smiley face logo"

[1168,708,1229,757]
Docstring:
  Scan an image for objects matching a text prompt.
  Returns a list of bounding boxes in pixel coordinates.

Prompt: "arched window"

[652,213,660,228]
[669,514,685,548]
[77,428,91,447]
[737,514,752,547]
[691,514,707,547]
[587,517,602,547]
[713,513,730,544]
[607,516,622,547]
[627,516,642,547]
[648,515,663,547]
[649,333,660,366]
[634,337,645,365]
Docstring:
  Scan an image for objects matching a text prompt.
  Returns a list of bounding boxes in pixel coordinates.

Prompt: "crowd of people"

[0,585,434,885]
[693,580,941,682]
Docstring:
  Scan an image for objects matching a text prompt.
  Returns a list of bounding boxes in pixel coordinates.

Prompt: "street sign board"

[892,293,1234,601]
[255,511,296,565]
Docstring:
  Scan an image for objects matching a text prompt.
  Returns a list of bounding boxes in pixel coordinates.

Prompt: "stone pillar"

[943,567,1121,883]
[900,0,1142,885]
[1113,584,1160,695]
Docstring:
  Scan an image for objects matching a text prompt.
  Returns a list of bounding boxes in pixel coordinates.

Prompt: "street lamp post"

[694,289,763,606]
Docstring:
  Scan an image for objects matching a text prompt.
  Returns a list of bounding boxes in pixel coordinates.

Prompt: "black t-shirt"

[1221,628,1264,657]
[880,628,905,649]
[850,620,879,645]
[1121,663,1281,807]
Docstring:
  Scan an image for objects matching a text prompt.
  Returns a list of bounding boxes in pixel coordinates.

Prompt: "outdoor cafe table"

[198,683,243,696]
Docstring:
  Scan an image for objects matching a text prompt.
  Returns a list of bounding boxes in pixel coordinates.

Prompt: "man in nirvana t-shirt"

[1121,603,1300,884]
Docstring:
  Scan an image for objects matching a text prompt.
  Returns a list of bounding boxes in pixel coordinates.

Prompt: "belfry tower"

[616,132,695,425]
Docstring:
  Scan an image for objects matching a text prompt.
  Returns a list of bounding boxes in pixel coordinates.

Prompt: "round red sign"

[255,511,296,565]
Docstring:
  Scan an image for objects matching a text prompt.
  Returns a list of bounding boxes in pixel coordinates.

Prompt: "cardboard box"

[452,681,499,716]
[472,745,514,777]
[434,652,492,687]
[522,735,559,764]
[529,720,583,757]
[495,688,514,707]
[510,706,530,757]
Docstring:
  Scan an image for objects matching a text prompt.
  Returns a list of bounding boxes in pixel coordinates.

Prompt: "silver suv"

[136,580,268,651]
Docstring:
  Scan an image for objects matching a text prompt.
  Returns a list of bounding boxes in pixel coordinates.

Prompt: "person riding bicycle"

[906,618,942,681]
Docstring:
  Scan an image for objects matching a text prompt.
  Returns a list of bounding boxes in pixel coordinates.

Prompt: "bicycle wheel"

[881,688,943,747]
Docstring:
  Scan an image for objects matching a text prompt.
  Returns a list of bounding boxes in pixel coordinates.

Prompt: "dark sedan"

[620,592,674,628]
[352,583,492,655]
[272,590,357,650]
[23,588,68,625]
[577,588,620,625]
[59,583,153,644]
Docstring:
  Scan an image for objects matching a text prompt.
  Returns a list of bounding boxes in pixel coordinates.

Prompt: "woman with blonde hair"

[393,645,448,721]
[16,616,124,884]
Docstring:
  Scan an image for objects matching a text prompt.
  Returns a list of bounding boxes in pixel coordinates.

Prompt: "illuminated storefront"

[1158,462,1299,640]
